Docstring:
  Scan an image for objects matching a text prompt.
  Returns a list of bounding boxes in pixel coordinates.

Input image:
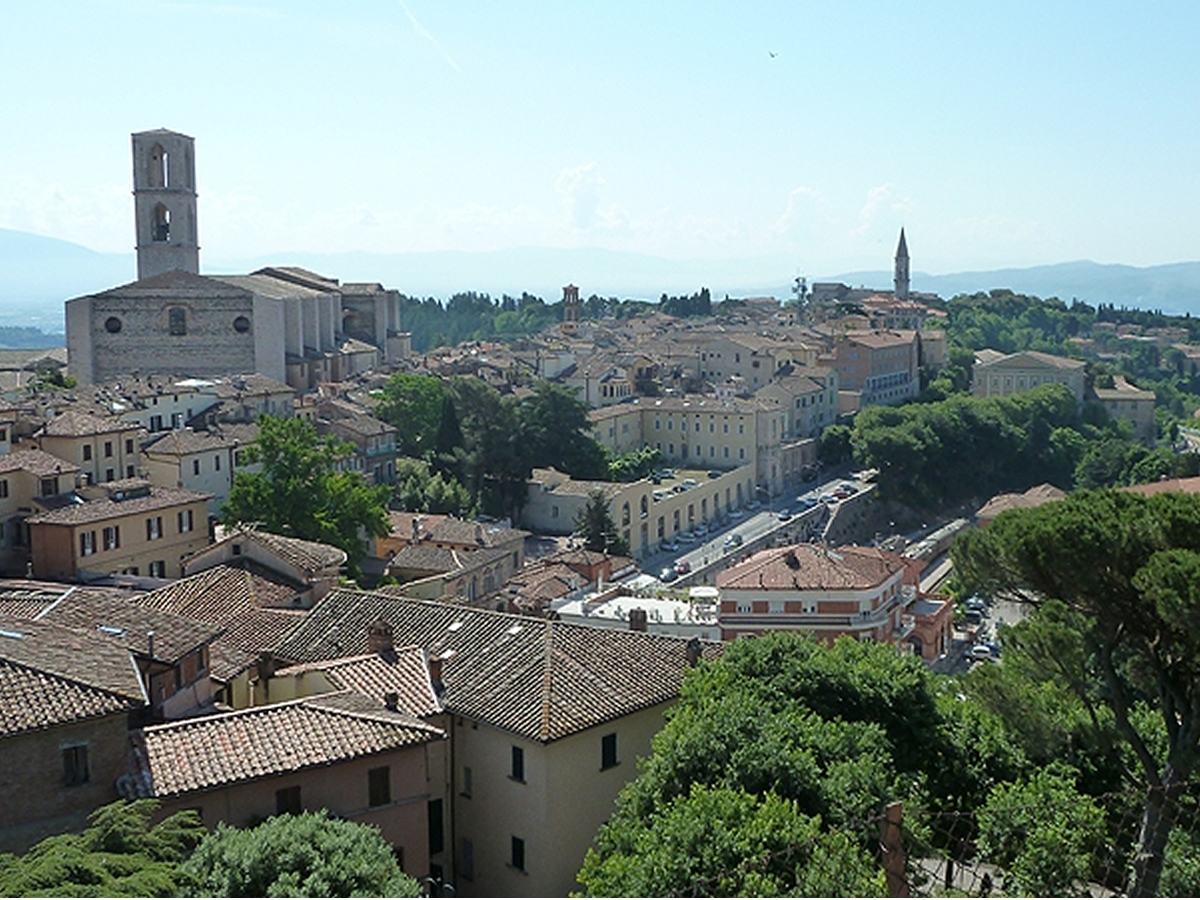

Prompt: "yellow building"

[26,478,211,581]
[971,349,1086,402]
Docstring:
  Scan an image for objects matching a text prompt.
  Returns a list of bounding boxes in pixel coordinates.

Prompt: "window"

[214,455,220,472]
[178,509,194,533]
[105,316,122,334]
[105,469,115,482]
[275,785,301,815]
[428,799,444,855]
[104,441,113,458]
[150,415,163,432]
[80,531,96,557]
[0,479,7,498]
[193,459,201,476]
[125,438,134,454]
[169,307,187,336]
[63,744,89,785]
[102,525,120,551]
[368,766,391,808]
[461,766,473,797]
[148,560,166,578]
[601,733,618,770]
[40,477,58,497]
[83,445,92,461]
[147,516,163,540]
[126,465,135,478]
[510,746,525,782]
[510,836,526,872]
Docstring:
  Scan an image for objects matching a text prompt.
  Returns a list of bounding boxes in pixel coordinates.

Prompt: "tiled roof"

[976,483,1068,519]
[144,430,235,456]
[131,691,444,799]
[716,544,906,592]
[136,565,310,681]
[39,409,137,437]
[0,617,147,730]
[33,588,221,664]
[0,448,82,478]
[272,645,441,717]
[1123,477,1200,497]
[215,527,348,573]
[274,589,723,743]
[0,658,143,737]
[26,485,211,527]
[208,375,294,398]
[212,274,327,301]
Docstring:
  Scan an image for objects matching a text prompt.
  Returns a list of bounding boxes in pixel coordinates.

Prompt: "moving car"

[674,559,691,575]
[723,533,744,549]
[659,566,678,583]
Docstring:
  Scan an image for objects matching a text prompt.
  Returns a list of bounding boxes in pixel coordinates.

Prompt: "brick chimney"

[629,608,648,632]
[686,636,702,667]
[368,620,394,655]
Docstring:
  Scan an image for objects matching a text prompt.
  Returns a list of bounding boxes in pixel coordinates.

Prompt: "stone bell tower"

[132,129,200,280]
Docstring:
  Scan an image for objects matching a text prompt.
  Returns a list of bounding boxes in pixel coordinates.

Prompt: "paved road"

[645,474,867,584]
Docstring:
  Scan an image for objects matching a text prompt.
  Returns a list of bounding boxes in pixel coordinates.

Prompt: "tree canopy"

[219,415,391,577]
[0,800,203,897]
[953,488,1200,894]
[573,488,630,556]
[184,810,419,898]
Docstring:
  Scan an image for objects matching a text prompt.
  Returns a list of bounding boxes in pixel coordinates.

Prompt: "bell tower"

[132,129,199,280]
[893,227,910,302]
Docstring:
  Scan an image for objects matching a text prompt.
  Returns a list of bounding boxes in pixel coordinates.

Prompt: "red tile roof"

[716,543,906,591]
[130,692,444,799]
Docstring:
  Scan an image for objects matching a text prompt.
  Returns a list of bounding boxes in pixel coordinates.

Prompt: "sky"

[2,0,1198,278]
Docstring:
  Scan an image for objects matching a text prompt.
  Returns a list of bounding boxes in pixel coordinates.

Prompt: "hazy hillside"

[4,228,1200,333]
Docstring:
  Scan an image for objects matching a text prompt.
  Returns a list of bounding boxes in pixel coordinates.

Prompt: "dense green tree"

[184,810,419,898]
[977,765,1106,896]
[219,415,391,577]
[0,800,203,898]
[577,785,885,897]
[573,488,630,556]
[581,632,1016,897]
[444,377,528,518]
[374,374,445,459]
[515,381,609,480]
[606,445,663,482]
[393,457,473,517]
[952,489,1200,894]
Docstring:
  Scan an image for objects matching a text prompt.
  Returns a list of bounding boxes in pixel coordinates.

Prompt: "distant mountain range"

[4,228,1200,335]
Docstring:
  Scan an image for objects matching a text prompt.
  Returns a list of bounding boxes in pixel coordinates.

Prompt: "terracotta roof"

[135,565,309,681]
[0,617,147,731]
[976,483,1068,520]
[209,527,347,573]
[131,691,444,799]
[33,588,221,664]
[0,448,82,478]
[39,409,138,438]
[274,589,723,743]
[272,645,441,717]
[0,658,143,737]
[1123,477,1200,497]
[716,544,906,591]
[144,430,235,456]
[26,485,211,527]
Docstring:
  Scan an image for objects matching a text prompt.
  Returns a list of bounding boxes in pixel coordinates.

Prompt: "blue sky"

[2,0,1197,276]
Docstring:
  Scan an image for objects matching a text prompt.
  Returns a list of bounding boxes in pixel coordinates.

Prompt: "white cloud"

[555,162,607,230]
[771,186,822,236]
[853,183,913,236]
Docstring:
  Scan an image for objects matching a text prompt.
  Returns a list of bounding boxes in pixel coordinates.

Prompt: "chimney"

[368,620,394,655]
[475,523,485,545]
[629,608,648,632]
[147,630,155,659]
[384,691,399,711]
[428,655,443,684]
[686,636,702,667]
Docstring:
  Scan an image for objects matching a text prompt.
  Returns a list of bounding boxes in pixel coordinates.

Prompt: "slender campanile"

[893,227,910,301]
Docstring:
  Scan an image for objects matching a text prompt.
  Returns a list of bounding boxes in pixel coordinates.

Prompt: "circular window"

[104,317,122,334]
[233,315,251,333]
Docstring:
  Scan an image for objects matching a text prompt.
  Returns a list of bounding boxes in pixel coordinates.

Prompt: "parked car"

[659,566,679,583]
[694,522,709,537]
[799,496,818,509]
[660,538,680,553]
[674,558,692,575]
[746,499,762,511]
[707,470,723,479]
[729,508,745,520]
[777,509,793,521]
[678,530,698,544]
[967,644,994,661]
[819,493,836,504]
